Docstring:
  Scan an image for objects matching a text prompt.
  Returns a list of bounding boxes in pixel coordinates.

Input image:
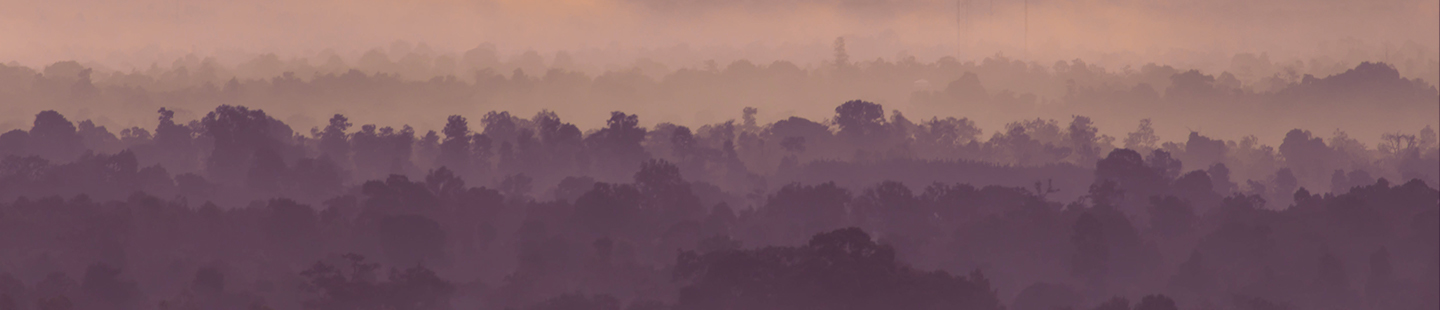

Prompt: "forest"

[0,54,1436,310]
[3,41,1437,146]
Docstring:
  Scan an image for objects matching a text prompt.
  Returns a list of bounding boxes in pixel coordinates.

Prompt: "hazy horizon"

[0,2,1436,310]
[4,0,1437,74]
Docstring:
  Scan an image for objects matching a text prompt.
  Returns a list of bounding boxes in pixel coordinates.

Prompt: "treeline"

[1,99,1435,207]
[0,101,1435,309]
[0,162,1432,310]
[2,54,1435,147]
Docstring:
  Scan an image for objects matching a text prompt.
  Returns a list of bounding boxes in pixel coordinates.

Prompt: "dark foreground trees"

[673,228,1003,310]
[299,254,454,310]
[0,100,1435,310]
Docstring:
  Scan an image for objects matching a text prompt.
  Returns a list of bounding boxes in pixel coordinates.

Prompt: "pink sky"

[2,0,1435,72]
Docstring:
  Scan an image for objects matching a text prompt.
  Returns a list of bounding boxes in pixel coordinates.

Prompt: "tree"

[832,37,849,67]
[265,198,319,253]
[75,120,119,154]
[674,228,1002,310]
[554,176,597,203]
[1171,170,1220,210]
[1419,126,1438,149]
[916,117,982,150]
[300,254,454,310]
[382,264,455,310]
[1071,212,1108,281]
[534,110,581,148]
[1307,248,1359,309]
[525,293,621,310]
[1146,150,1182,181]
[28,110,84,161]
[192,267,225,295]
[318,114,352,163]
[671,126,697,159]
[1067,116,1102,163]
[1184,132,1227,167]
[572,182,644,237]
[154,108,193,149]
[1168,251,1217,295]
[585,112,649,178]
[1232,296,1291,310]
[762,182,853,243]
[481,111,520,144]
[1090,297,1129,310]
[1094,149,1168,210]
[79,263,139,310]
[1378,132,1418,156]
[634,159,699,221]
[1278,129,1331,181]
[201,105,291,184]
[438,115,470,170]
[0,293,13,310]
[293,156,345,198]
[363,175,443,216]
[377,215,447,267]
[1011,283,1079,310]
[1315,250,1352,292]
[1123,119,1159,151]
[780,137,805,153]
[246,148,288,193]
[1165,70,1217,100]
[499,173,534,202]
[834,100,887,141]
[37,297,73,310]
[0,130,26,157]
[1207,163,1237,195]
[1272,168,1298,207]
[1147,196,1194,237]
[742,107,759,129]
[301,254,380,310]
[1134,295,1177,310]
[853,181,927,241]
[1365,247,1394,306]
[1096,149,1148,183]
[945,72,988,102]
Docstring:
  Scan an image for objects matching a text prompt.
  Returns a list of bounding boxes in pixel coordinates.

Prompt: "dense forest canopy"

[1,48,1436,148]
[0,65,1436,308]
[4,0,1439,308]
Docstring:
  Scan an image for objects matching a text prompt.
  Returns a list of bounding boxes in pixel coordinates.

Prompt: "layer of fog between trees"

[0,51,1436,310]
[2,41,1437,147]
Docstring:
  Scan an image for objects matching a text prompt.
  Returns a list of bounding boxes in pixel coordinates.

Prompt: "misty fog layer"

[1,52,1437,149]
[2,1,1440,309]
[5,0,1439,73]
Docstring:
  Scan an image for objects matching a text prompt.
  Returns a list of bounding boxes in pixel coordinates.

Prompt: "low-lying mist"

[1,1,1438,309]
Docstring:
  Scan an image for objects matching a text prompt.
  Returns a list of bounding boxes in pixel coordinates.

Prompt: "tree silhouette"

[318,114,352,164]
[300,254,453,310]
[438,115,471,171]
[1134,295,1177,310]
[674,227,1002,310]
[834,100,887,142]
[28,111,84,161]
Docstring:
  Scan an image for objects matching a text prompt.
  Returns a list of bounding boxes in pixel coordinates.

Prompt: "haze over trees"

[0,82,1435,309]
[2,47,1436,150]
[0,34,1437,310]
[2,0,1438,308]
